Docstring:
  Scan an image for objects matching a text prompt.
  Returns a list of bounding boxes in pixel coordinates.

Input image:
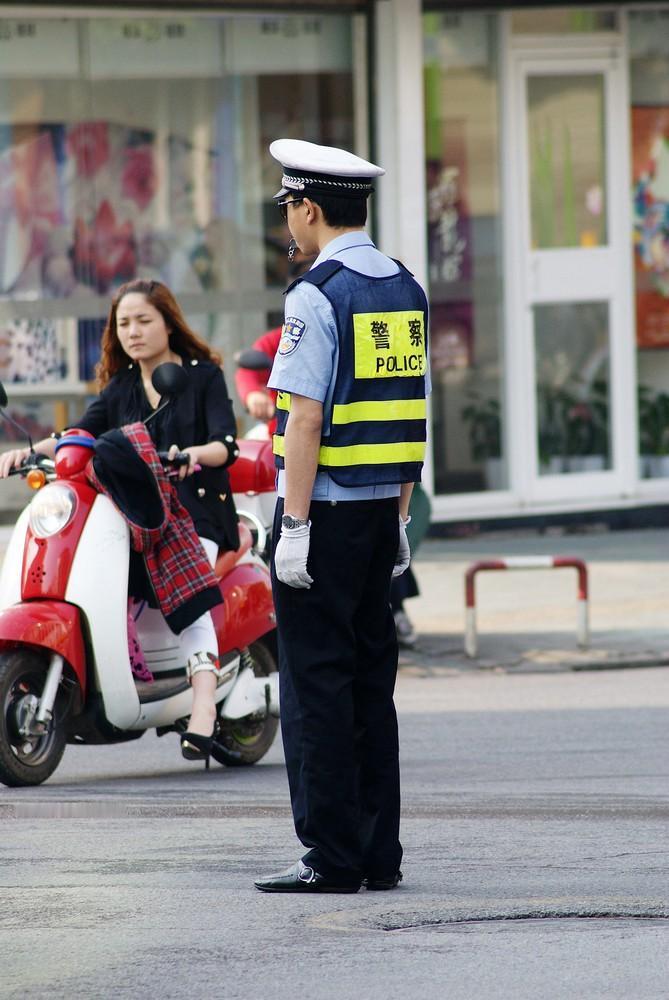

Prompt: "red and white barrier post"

[464,556,589,658]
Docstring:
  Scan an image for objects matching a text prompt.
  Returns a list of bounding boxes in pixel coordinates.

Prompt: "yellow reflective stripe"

[319,442,426,466]
[276,391,291,411]
[332,399,426,424]
[273,435,425,466]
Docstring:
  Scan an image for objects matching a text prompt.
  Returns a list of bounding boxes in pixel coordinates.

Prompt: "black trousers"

[271,496,402,884]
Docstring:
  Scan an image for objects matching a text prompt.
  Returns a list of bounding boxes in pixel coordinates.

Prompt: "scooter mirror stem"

[144,398,171,428]
[0,406,34,452]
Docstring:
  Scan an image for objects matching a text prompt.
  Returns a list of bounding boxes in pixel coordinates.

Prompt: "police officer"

[254,139,430,894]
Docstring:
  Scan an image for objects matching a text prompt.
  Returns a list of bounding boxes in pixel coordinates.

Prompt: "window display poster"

[632,105,669,348]
[425,119,472,288]
[78,318,105,382]
[0,120,220,301]
[0,318,64,384]
[429,301,473,372]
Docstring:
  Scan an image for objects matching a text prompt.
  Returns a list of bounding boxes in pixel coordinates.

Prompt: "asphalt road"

[1,667,668,1000]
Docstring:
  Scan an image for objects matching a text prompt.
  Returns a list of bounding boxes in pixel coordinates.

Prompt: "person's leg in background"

[390,565,419,648]
[391,483,432,649]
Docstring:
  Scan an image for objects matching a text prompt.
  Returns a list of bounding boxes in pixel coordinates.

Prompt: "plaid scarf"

[87,422,222,632]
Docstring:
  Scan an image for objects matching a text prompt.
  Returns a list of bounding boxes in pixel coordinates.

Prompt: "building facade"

[0,1,668,527]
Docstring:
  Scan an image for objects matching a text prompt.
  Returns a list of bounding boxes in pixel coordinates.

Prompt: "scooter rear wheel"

[0,650,68,787]
[211,637,279,767]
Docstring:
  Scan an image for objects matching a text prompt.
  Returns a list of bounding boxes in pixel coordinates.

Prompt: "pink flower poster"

[0,120,220,300]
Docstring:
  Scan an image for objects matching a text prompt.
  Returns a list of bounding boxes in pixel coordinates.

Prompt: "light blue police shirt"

[267,230,431,501]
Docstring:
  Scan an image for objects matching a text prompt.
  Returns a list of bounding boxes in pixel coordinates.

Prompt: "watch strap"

[282,514,308,529]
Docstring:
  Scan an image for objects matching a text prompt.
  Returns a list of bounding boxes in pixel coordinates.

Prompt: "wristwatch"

[282,514,308,530]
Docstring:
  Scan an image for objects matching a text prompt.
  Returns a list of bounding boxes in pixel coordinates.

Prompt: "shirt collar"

[311,230,375,268]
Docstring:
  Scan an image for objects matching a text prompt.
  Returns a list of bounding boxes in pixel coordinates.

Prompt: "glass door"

[507,48,635,501]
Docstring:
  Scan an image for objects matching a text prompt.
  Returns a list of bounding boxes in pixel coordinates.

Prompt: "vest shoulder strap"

[390,257,414,277]
[284,259,344,295]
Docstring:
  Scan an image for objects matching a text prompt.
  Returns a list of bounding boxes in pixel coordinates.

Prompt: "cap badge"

[282,174,306,191]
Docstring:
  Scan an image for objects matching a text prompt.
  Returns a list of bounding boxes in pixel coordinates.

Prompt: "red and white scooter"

[0,368,279,787]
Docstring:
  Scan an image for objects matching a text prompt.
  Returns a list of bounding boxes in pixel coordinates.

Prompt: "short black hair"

[309,191,368,228]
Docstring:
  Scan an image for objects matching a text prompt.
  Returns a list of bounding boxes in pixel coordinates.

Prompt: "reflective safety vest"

[273,258,428,488]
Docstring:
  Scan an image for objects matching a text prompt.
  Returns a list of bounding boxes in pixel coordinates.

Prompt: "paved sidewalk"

[2,523,668,675]
[404,526,669,674]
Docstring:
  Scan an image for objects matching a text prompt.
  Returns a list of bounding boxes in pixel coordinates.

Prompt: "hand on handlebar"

[166,444,201,480]
[0,447,31,479]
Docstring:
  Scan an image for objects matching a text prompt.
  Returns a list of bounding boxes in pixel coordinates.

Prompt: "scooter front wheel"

[0,650,68,787]
[212,637,279,767]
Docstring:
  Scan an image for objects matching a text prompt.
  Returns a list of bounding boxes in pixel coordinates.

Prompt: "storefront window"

[0,12,358,506]
[511,9,618,34]
[423,12,506,494]
[527,74,607,250]
[534,302,611,474]
[629,10,669,479]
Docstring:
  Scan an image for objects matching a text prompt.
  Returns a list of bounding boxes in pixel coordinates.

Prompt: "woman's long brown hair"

[95,278,221,389]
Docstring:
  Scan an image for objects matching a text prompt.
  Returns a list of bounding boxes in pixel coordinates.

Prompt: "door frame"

[501,19,638,506]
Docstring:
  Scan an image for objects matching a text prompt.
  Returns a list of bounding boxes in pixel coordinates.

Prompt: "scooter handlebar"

[156,451,202,475]
[8,453,55,477]
[157,450,190,467]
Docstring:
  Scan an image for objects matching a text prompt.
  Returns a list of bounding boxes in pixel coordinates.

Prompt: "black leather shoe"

[254,860,360,894]
[363,870,403,890]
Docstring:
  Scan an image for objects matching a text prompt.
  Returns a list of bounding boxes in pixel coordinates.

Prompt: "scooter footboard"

[0,601,86,693]
[220,666,279,719]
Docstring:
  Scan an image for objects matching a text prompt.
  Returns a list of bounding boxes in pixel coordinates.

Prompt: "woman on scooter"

[0,278,240,765]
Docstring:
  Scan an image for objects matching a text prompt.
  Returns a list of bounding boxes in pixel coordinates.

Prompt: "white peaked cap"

[269,138,385,199]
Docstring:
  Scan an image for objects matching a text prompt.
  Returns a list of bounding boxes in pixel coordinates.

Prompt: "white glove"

[392,516,411,578]
[274,522,313,589]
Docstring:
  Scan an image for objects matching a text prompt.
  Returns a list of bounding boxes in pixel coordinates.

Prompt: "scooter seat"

[214,521,254,579]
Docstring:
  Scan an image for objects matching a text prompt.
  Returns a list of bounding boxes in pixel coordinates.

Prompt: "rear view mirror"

[152,363,188,398]
[235,349,273,371]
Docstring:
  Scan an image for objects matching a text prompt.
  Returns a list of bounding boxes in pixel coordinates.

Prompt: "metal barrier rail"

[464,556,589,658]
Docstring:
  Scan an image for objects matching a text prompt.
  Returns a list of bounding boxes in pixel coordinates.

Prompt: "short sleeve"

[267,282,337,403]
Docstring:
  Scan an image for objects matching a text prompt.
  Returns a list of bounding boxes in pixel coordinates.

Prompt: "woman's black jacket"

[75,359,240,552]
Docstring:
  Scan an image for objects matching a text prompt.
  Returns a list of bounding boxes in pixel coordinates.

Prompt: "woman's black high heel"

[180,732,213,769]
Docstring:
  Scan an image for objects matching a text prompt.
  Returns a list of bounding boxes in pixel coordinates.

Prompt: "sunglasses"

[277,197,305,222]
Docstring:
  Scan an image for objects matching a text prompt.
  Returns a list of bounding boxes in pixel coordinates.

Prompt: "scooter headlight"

[29,484,76,538]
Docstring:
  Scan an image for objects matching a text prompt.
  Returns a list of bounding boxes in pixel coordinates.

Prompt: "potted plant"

[460,393,504,489]
[637,384,655,478]
[639,388,669,478]
[564,377,609,472]
[537,383,570,474]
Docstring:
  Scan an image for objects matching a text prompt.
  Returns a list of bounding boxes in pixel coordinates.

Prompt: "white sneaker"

[394,609,417,648]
